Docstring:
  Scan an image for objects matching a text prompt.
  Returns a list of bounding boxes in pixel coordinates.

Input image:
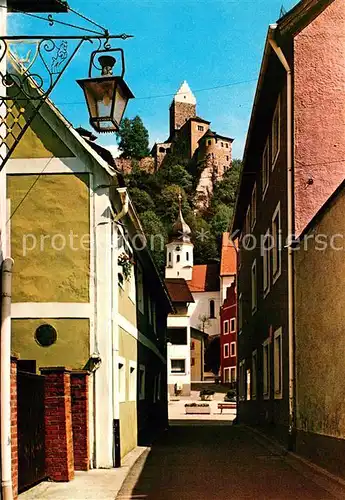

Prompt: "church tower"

[169,81,196,139]
[165,195,194,281]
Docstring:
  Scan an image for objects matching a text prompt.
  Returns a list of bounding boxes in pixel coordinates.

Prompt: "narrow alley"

[117,425,339,500]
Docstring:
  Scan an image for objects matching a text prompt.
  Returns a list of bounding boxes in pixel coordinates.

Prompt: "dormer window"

[198,125,204,131]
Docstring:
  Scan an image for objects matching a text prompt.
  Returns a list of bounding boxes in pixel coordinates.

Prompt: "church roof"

[187,263,220,293]
[173,81,197,105]
[165,278,195,304]
[170,196,192,243]
[220,233,237,277]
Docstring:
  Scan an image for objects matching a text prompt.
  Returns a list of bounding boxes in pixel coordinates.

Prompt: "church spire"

[170,194,192,243]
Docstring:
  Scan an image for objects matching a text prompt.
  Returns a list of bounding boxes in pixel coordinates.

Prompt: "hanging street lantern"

[77,47,134,133]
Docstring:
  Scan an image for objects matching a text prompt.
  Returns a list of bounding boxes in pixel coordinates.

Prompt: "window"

[168,327,187,345]
[239,293,243,332]
[230,318,236,333]
[272,96,280,167]
[139,365,146,400]
[137,263,144,314]
[221,142,224,147]
[251,183,257,229]
[272,203,282,283]
[159,146,165,153]
[246,369,251,401]
[168,252,172,263]
[224,320,229,335]
[197,125,204,131]
[230,342,236,357]
[208,140,212,146]
[35,324,57,347]
[209,299,216,318]
[263,229,271,297]
[251,260,257,314]
[224,343,230,358]
[225,142,229,148]
[171,359,186,374]
[226,155,229,161]
[186,251,189,261]
[176,254,180,263]
[224,367,230,383]
[230,366,236,383]
[118,358,126,402]
[263,339,270,399]
[129,361,136,401]
[252,350,257,400]
[262,140,269,197]
[274,328,283,399]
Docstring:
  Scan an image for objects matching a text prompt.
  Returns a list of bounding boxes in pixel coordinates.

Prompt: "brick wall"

[11,356,18,499]
[40,367,74,482]
[71,371,90,471]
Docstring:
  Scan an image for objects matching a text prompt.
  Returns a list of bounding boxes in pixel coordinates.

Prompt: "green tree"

[185,215,218,264]
[211,159,242,208]
[157,164,193,192]
[128,187,155,214]
[210,203,233,241]
[139,210,167,271]
[156,185,192,225]
[117,116,150,159]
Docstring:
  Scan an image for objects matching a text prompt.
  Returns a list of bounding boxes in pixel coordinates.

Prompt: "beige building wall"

[295,190,345,439]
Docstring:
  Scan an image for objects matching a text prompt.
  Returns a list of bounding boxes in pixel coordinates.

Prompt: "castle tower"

[165,195,194,281]
[169,81,196,139]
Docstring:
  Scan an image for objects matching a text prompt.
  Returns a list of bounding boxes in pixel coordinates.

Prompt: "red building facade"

[220,283,237,385]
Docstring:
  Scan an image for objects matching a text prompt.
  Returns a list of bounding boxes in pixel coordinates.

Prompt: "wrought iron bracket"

[0,34,133,171]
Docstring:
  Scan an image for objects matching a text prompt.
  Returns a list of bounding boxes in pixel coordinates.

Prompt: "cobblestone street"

[117,425,340,500]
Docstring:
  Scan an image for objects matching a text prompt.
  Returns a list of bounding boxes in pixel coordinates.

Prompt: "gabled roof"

[220,233,237,277]
[198,130,234,143]
[165,278,195,304]
[187,263,220,293]
[189,116,211,125]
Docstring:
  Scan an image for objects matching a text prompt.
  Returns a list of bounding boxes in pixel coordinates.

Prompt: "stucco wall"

[295,190,345,438]
[118,278,136,325]
[294,0,345,237]
[11,318,89,370]
[8,173,90,302]
[118,327,137,458]
[189,291,221,337]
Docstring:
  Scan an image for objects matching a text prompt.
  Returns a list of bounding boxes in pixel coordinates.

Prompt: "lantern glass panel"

[112,81,127,126]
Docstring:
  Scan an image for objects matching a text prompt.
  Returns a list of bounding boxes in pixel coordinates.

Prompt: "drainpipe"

[268,24,295,450]
[114,187,129,222]
[1,258,14,500]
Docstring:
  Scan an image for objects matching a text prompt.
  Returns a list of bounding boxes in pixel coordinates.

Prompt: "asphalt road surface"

[117,424,336,500]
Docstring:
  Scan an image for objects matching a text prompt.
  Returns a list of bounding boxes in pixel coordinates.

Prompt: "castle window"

[225,143,229,148]
[226,155,229,161]
[198,125,204,131]
[209,300,215,319]
[208,140,212,146]
[159,147,165,153]
[221,142,224,147]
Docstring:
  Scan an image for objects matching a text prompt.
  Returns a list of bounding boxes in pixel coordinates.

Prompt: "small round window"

[35,324,57,347]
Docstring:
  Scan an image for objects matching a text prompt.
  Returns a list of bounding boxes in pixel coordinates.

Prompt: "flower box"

[185,405,211,415]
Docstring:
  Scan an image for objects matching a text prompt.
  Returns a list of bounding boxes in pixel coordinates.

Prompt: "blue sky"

[8,0,298,159]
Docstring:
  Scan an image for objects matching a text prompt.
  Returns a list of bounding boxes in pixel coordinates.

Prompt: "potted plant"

[118,252,134,281]
[200,389,215,401]
[185,403,211,415]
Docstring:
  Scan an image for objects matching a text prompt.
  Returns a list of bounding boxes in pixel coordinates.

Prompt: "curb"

[246,426,345,500]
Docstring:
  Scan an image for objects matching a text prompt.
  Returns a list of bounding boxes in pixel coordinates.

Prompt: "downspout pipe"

[114,187,129,222]
[268,24,295,450]
[1,258,14,500]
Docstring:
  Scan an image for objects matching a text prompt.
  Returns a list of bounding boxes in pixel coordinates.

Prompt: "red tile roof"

[187,264,220,292]
[220,233,237,277]
[165,279,195,304]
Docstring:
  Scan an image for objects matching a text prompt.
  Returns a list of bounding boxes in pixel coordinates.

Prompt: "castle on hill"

[116,81,234,208]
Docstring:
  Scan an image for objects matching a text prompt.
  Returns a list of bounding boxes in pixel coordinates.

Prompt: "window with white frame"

[251,259,257,314]
[274,328,283,399]
[272,96,280,167]
[118,358,126,402]
[246,369,251,401]
[272,203,282,283]
[223,320,229,335]
[263,339,270,399]
[224,367,230,383]
[137,262,144,314]
[239,293,243,332]
[224,343,230,358]
[263,229,271,296]
[171,359,186,374]
[239,360,245,400]
[252,350,257,399]
[262,140,269,197]
[251,183,257,229]
[230,342,236,357]
[230,366,237,383]
[129,361,137,401]
[139,365,146,400]
[230,317,236,333]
